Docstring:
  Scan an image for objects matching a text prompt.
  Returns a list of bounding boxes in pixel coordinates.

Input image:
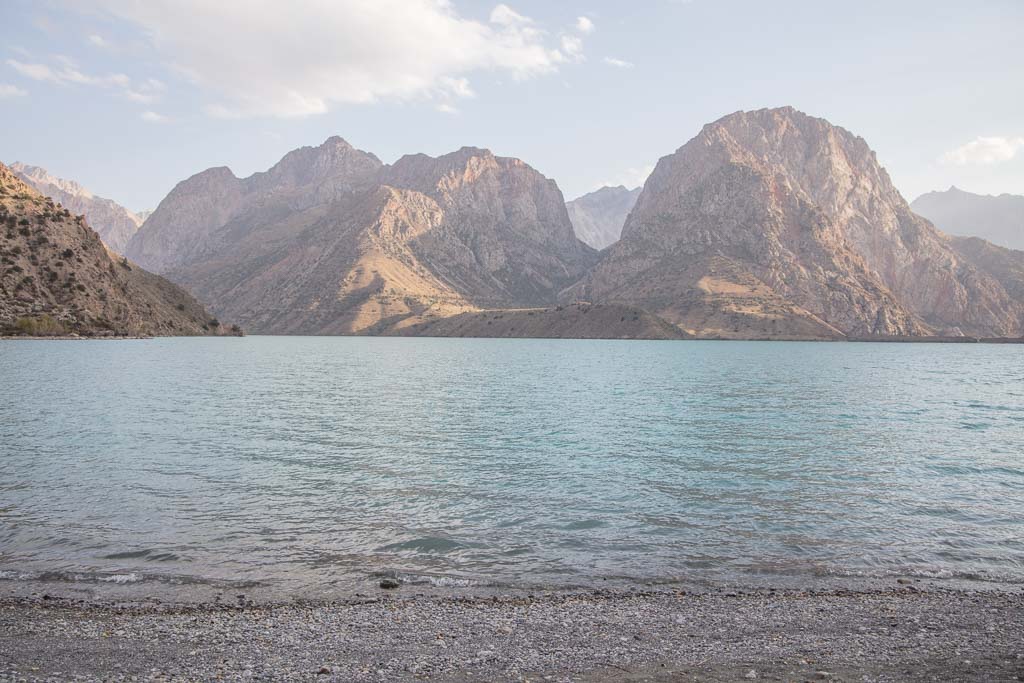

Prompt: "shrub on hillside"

[14,315,65,336]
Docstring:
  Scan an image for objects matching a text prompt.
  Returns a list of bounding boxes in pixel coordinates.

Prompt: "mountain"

[911,187,1024,251]
[136,209,154,224]
[568,107,1023,339]
[0,163,230,337]
[394,302,689,339]
[565,185,641,250]
[9,162,144,254]
[126,138,597,334]
[125,136,385,274]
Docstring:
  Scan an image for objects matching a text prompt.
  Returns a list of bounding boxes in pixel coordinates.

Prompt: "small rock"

[317,666,331,675]
[379,578,400,590]
[744,670,757,679]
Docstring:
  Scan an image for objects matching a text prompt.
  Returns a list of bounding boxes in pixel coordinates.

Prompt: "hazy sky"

[1,0,1022,212]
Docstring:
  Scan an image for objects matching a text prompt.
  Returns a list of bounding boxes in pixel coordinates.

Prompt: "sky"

[0,0,1022,213]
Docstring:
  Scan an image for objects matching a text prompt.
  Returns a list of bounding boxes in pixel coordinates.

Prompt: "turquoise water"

[1,337,1023,598]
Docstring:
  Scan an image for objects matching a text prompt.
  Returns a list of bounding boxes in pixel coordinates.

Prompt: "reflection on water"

[1,336,1022,597]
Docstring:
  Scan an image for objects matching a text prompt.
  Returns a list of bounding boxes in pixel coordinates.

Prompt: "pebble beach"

[2,584,1022,682]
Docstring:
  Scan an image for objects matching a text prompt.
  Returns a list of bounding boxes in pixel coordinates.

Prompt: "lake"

[1,337,1022,600]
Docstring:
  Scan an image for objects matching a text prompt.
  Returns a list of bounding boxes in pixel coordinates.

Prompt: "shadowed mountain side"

[168,186,474,335]
[390,302,691,340]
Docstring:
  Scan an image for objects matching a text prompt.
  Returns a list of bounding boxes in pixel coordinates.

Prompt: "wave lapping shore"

[1,586,1022,682]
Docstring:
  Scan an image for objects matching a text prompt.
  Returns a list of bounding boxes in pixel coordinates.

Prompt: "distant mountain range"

[125,139,595,335]
[17,106,1022,340]
[565,185,641,250]
[911,187,1023,252]
[0,162,227,337]
[9,163,147,254]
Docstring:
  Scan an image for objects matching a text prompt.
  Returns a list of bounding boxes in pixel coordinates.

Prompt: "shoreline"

[3,333,1023,344]
[2,585,1022,682]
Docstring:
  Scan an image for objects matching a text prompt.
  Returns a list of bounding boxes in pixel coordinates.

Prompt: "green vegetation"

[13,315,65,336]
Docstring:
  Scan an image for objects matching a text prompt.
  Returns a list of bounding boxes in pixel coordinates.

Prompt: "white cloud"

[435,103,459,115]
[8,56,126,87]
[941,136,1024,166]
[140,110,169,123]
[438,76,474,99]
[6,55,164,105]
[561,35,584,61]
[124,77,166,103]
[576,16,594,34]
[7,59,65,83]
[0,83,28,98]
[92,0,573,119]
[603,57,634,68]
[88,34,109,48]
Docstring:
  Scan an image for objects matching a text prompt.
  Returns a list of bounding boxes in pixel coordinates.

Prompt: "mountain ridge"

[126,140,597,335]
[911,186,1024,251]
[9,162,145,254]
[123,108,1024,340]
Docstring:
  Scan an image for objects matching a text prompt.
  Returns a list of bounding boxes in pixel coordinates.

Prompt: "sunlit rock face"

[568,107,1024,339]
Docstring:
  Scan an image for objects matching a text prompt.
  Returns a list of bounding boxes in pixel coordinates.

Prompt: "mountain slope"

[912,187,1024,251]
[565,185,641,250]
[128,140,596,334]
[569,107,1023,338]
[394,302,690,339]
[10,162,144,254]
[0,163,228,337]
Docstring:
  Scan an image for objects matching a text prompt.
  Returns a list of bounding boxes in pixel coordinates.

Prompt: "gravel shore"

[1,585,1022,682]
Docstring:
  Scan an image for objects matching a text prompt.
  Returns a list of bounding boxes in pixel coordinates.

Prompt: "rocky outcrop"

[0,163,230,337]
[912,187,1024,252]
[565,185,641,250]
[10,162,144,254]
[569,107,1024,338]
[127,140,595,334]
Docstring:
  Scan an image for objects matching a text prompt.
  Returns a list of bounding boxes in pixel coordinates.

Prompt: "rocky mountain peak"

[565,185,641,250]
[255,136,383,191]
[10,162,93,199]
[574,107,1023,338]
